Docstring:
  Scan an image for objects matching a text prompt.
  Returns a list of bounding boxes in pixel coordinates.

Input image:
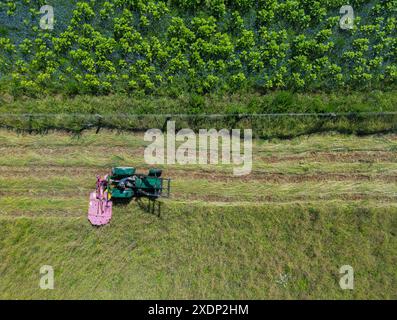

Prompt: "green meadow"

[0,130,396,299]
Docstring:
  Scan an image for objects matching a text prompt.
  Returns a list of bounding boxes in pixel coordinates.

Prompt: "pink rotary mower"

[88,175,113,226]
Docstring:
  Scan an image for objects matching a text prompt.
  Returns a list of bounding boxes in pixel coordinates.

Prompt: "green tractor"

[88,167,170,226]
[109,167,170,200]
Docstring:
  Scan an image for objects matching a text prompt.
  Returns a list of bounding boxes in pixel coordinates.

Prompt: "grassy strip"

[0,129,396,151]
[1,177,396,203]
[1,91,397,137]
[0,196,86,216]
[1,154,396,174]
[0,130,397,152]
[0,203,396,299]
[0,131,396,175]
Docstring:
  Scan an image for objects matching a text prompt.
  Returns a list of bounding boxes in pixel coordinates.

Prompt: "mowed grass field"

[0,129,396,299]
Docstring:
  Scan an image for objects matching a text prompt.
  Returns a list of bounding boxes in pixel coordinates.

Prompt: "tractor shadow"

[112,197,162,217]
[136,197,162,217]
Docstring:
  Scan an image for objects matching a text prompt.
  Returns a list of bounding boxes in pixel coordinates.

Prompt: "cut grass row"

[0,131,396,172]
[0,129,395,215]
[2,195,397,218]
[1,158,396,175]
[0,178,396,215]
